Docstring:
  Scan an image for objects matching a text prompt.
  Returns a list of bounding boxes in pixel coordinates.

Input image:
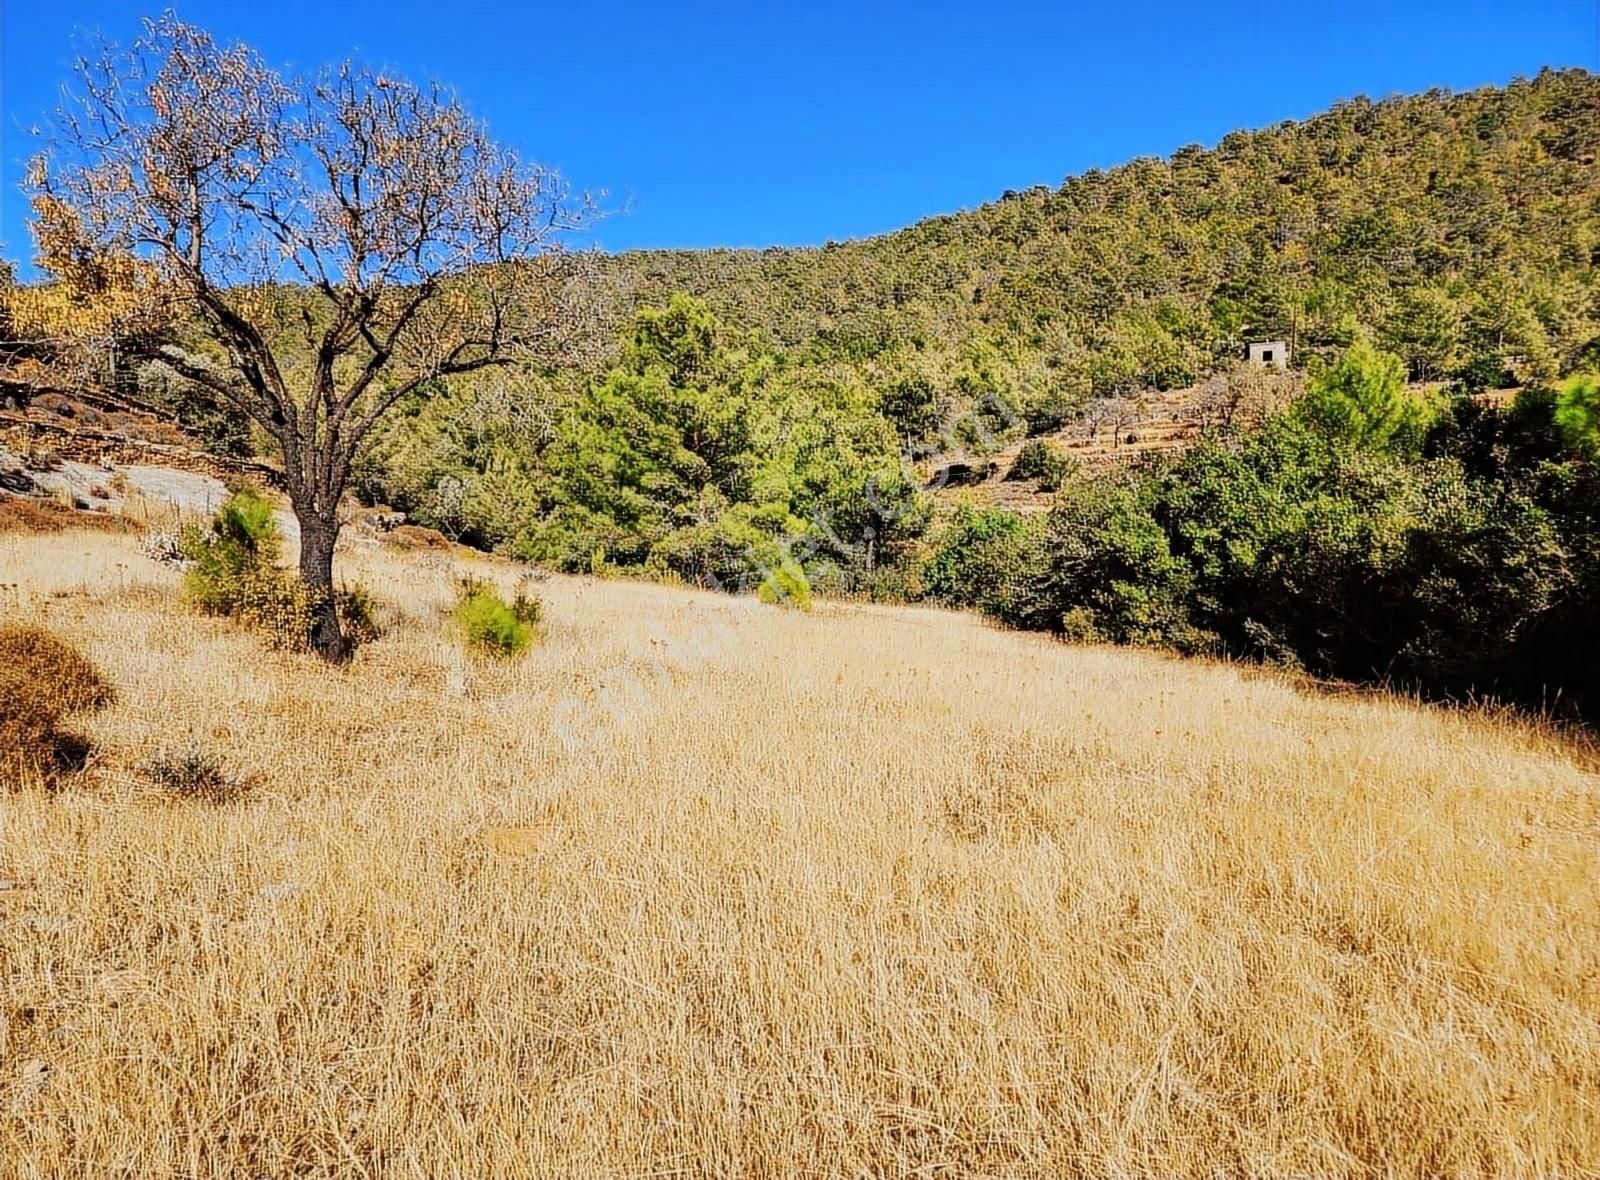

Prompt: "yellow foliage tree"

[0,195,168,391]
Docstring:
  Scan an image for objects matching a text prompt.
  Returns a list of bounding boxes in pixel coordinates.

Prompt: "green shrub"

[757,562,812,610]
[637,502,808,596]
[842,558,926,604]
[922,505,1048,627]
[984,401,1598,718]
[1007,439,1074,491]
[178,489,380,654]
[454,578,536,657]
[178,486,282,591]
[1035,477,1206,648]
[1554,372,1599,457]
[1293,339,1439,456]
[1058,606,1100,644]
[179,489,312,650]
[1021,377,1089,436]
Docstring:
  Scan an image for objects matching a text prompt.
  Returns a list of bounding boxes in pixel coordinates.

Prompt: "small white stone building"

[1247,340,1290,370]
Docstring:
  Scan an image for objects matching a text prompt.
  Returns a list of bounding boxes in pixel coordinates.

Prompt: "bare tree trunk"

[296,507,350,663]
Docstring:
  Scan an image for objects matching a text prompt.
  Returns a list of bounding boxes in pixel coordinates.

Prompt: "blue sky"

[2,1,1596,273]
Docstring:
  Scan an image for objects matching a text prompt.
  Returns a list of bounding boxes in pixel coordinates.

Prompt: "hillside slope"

[2,523,1597,1176]
[592,70,1599,403]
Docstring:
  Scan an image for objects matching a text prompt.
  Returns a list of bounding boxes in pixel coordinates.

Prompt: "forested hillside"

[22,68,1600,487]
[589,69,1599,402]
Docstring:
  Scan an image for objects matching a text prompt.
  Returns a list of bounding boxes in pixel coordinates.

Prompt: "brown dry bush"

[0,495,135,534]
[386,523,454,550]
[0,496,67,533]
[0,624,114,785]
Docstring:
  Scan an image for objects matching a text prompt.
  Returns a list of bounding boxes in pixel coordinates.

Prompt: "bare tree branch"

[24,14,599,659]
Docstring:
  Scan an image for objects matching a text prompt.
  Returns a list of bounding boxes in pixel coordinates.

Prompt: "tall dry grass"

[1,527,1596,1177]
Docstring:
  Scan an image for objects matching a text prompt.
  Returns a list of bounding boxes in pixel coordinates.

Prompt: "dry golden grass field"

[1,522,1598,1178]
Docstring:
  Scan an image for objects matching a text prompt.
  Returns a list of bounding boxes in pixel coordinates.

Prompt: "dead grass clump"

[0,496,63,532]
[335,582,386,648]
[0,495,134,534]
[145,743,248,804]
[387,522,454,550]
[0,624,114,785]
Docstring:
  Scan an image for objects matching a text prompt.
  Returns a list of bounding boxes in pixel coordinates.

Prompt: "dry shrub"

[335,582,385,648]
[145,743,248,804]
[0,625,114,715]
[387,523,454,551]
[215,566,316,651]
[0,496,135,534]
[0,497,65,533]
[0,624,114,785]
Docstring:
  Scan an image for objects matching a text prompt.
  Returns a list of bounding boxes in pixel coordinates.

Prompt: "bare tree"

[29,16,596,659]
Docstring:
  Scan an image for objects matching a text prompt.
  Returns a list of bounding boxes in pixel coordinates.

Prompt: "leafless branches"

[32,16,596,492]
[26,14,598,656]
